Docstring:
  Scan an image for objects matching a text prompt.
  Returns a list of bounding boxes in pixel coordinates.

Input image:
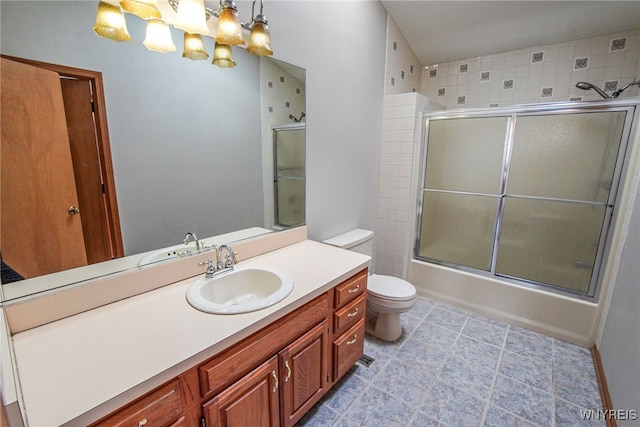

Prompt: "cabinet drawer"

[92,379,182,427]
[332,319,365,381]
[334,269,367,309]
[333,294,365,336]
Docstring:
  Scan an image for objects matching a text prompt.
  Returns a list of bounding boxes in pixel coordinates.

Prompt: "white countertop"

[11,240,369,426]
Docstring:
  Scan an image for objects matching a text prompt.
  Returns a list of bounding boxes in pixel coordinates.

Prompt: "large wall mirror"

[0,1,306,302]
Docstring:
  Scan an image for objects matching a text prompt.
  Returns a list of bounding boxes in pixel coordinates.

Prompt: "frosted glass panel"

[496,198,607,293]
[275,128,305,178]
[508,112,626,203]
[275,178,305,227]
[425,117,508,194]
[419,191,499,270]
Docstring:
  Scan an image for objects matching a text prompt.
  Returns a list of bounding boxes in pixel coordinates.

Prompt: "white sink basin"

[186,267,294,314]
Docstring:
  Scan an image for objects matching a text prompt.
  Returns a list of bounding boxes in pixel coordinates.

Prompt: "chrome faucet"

[218,244,238,270]
[199,244,238,278]
[183,232,200,250]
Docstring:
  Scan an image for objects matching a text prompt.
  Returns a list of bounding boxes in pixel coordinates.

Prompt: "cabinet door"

[202,356,280,427]
[279,321,329,427]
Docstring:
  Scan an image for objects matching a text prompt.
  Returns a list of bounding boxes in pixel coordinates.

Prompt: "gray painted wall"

[1,1,263,255]
[265,1,387,241]
[600,185,640,424]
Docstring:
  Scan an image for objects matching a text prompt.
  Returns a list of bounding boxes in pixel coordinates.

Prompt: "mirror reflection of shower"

[273,123,306,228]
[289,112,305,122]
[576,79,640,99]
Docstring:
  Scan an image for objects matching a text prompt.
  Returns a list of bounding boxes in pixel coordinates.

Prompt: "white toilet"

[323,229,417,342]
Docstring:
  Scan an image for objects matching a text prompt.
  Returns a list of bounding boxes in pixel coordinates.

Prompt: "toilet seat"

[368,274,416,301]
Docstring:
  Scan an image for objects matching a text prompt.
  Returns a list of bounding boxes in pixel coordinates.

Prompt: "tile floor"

[297,295,605,427]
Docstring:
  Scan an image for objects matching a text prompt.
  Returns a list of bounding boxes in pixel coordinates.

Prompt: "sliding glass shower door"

[273,125,305,227]
[416,106,632,298]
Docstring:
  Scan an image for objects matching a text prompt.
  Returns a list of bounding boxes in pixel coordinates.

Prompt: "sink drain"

[357,354,375,368]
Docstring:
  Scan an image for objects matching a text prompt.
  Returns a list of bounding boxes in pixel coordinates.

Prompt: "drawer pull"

[138,419,148,427]
[284,360,292,382]
[346,308,359,318]
[272,370,278,392]
[348,285,360,294]
[347,334,358,345]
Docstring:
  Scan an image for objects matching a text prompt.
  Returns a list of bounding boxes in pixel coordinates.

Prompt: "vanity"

[2,227,369,426]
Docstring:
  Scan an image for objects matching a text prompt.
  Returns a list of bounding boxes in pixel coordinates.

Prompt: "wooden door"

[1,58,88,278]
[203,356,280,427]
[279,321,329,427]
[59,78,114,264]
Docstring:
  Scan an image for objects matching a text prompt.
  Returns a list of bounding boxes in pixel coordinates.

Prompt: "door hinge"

[91,100,95,112]
[200,416,206,427]
[101,183,106,194]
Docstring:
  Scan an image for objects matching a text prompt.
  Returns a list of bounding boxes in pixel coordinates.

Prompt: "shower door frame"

[272,123,306,229]
[413,100,638,301]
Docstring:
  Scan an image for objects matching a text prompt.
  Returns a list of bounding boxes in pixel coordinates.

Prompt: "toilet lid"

[368,274,416,301]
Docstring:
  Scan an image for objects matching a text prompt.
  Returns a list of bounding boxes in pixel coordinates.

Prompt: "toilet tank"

[322,229,374,257]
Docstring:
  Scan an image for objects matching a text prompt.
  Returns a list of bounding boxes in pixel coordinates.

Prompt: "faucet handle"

[224,251,238,268]
[198,259,216,278]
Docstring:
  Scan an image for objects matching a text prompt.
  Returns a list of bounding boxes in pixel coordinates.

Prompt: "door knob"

[68,206,80,215]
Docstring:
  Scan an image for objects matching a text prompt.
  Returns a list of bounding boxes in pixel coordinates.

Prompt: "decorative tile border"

[503,79,514,90]
[541,87,554,98]
[459,63,469,73]
[609,37,627,52]
[438,88,446,97]
[429,69,438,78]
[480,71,491,81]
[531,51,544,63]
[574,57,589,70]
[457,96,466,105]
[604,80,619,91]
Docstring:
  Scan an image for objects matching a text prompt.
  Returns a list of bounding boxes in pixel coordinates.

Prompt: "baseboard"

[591,345,617,427]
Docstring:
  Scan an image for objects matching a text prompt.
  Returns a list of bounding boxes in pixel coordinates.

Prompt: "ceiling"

[381,1,640,66]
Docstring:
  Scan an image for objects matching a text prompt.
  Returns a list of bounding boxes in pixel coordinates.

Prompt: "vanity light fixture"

[92,0,274,68]
[212,41,236,68]
[182,33,210,60]
[93,2,131,42]
[143,18,177,52]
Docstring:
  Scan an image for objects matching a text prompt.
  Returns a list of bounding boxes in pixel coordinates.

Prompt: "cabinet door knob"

[348,285,360,294]
[272,370,278,392]
[284,360,292,382]
[347,308,359,318]
[138,419,148,427]
[68,206,80,215]
[347,334,358,345]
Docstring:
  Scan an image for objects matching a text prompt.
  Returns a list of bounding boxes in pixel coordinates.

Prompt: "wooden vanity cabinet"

[279,320,329,427]
[90,268,367,427]
[331,269,367,382]
[202,355,280,427]
[91,378,186,427]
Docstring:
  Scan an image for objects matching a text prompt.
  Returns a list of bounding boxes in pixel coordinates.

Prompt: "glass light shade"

[182,33,209,61]
[93,2,131,42]
[174,0,209,35]
[143,19,176,53]
[247,16,273,57]
[215,6,245,46]
[120,0,161,20]
[212,42,236,68]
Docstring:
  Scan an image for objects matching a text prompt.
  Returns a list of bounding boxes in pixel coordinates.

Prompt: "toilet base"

[366,311,403,342]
